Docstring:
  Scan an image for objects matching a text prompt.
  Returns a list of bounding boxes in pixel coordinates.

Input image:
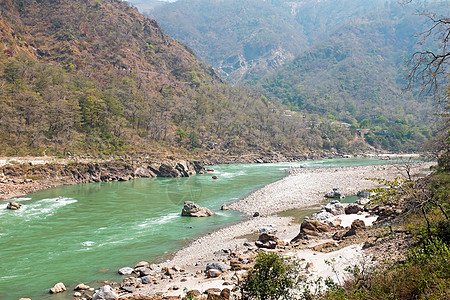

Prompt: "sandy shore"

[123,161,434,298]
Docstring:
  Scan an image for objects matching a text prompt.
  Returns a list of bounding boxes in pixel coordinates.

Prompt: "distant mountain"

[0,0,368,156]
[149,0,388,83]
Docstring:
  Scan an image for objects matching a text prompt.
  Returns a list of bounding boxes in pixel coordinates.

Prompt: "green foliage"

[239,253,299,300]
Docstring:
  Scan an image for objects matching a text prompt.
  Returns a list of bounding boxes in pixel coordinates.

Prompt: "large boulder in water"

[49,282,66,294]
[181,201,214,217]
[6,201,21,210]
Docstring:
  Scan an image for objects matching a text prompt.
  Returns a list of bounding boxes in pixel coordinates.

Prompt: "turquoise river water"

[0,158,402,299]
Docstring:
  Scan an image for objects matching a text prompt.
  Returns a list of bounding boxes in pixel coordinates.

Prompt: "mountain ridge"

[0,0,369,156]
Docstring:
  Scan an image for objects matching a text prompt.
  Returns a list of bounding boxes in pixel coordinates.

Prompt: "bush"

[239,253,299,300]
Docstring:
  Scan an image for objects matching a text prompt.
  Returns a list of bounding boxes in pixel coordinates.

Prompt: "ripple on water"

[137,213,179,228]
[0,197,77,221]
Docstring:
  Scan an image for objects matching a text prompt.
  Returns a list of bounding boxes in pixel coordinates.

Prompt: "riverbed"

[0,157,420,299]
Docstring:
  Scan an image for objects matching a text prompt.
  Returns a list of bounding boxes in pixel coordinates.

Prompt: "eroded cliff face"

[216,46,295,83]
[0,159,205,200]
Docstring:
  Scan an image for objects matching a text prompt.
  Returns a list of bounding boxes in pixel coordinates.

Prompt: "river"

[0,157,402,299]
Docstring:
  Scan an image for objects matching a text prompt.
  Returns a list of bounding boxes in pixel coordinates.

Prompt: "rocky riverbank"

[0,152,421,201]
[0,158,204,200]
[58,161,433,300]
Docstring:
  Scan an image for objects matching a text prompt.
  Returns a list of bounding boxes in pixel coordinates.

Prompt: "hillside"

[260,4,445,151]
[0,0,367,157]
[148,0,447,152]
[149,0,387,83]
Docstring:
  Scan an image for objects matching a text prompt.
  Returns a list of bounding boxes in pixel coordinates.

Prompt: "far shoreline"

[0,152,424,201]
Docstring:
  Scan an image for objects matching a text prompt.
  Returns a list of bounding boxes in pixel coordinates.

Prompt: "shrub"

[239,253,299,300]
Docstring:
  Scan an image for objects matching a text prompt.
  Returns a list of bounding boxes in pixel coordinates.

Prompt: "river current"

[0,157,401,299]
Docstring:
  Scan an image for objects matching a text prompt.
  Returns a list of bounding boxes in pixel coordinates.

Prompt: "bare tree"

[403,0,450,107]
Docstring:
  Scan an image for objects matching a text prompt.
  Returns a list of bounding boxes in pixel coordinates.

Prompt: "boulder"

[206,262,230,272]
[206,268,222,278]
[118,267,134,275]
[141,275,153,284]
[253,212,260,217]
[220,204,230,210]
[345,203,363,215]
[162,267,175,276]
[207,288,231,300]
[121,277,141,288]
[135,266,152,276]
[134,261,150,268]
[49,282,66,294]
[121,286,137,293]
[74,283,90,290]
[323,200,345,215]
[314,210,334,222]
[377,206,395,219]
[134,167,155,178]
[92,285,119,300]
[356,197,371,205]
[181,201,214,217]
[186,290,201,298]
[332,231,346,241]
[255,233,282,249]
[6,201,21,210]
[291,220,333,243]
[175,162,189,177]
[343,219,366,238]
[230,260,245,271]
[325,188,344,199]
[351,219,366,230]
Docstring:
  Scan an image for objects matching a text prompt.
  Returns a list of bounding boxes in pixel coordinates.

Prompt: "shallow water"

[0,157,405,299]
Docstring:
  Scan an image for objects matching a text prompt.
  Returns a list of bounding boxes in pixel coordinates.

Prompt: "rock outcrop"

[181,201,215,217]
[0,158,205,201]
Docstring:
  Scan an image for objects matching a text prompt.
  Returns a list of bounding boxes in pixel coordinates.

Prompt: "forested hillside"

[0,0,365,157]
[148,0,448,152]
[260,3,449,152]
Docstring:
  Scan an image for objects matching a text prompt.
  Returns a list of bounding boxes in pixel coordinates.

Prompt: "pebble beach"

[127,161,434,298]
